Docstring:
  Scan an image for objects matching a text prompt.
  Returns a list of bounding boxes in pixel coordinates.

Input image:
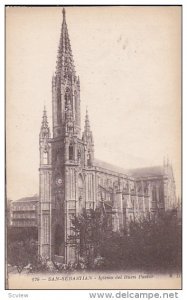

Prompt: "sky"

[6,6,181,200]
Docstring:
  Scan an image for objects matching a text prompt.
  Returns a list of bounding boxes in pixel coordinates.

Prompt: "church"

[38,8,177,263]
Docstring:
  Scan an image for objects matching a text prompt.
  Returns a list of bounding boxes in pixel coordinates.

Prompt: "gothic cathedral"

[38,9,177,263]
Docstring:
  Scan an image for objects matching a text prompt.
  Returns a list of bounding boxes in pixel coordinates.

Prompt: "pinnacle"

[84,108,90,132]
[41,106,49,128]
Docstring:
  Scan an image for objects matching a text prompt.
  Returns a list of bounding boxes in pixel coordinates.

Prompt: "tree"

[69,207,109,268]
[7,227,38,273]
[124,210,181,272]
[7,227,38,242]
[69,208,181,272]
[7,239,38,273]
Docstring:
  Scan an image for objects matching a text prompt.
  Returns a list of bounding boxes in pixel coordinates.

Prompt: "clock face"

[56,177,63,186]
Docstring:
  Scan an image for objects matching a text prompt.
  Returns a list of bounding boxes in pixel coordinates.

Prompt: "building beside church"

[38,8,177,263]
[9,196,38,228]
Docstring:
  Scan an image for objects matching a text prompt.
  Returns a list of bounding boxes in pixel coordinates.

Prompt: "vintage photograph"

[6,6,181,289]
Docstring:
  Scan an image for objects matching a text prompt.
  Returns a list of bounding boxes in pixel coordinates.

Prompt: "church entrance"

[54,224,64,256]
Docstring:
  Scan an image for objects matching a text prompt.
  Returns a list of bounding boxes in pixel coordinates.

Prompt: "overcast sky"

[6,6,181,200]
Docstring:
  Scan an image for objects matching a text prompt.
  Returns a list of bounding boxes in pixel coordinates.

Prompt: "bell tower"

[39,8,94,263]
[51,8,83,262]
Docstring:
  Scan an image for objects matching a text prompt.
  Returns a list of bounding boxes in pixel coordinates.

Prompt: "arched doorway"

[54,224,64,256]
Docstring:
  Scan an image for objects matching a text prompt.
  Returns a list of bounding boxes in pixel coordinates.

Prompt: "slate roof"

[94,159,164,178]
[94,159,128,175]
[126,166,164,178]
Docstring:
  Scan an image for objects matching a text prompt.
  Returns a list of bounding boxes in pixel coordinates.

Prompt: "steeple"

[52,8,81,138]
[83,109,92,140]
[84,108,90,133]
[82,109,94,166]
[56,8,75,78]
[41,106,48,126]
[40,106,50,139]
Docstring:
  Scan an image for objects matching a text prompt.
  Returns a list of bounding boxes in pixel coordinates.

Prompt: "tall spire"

[84,108,90,133]
[82,109,94,166]
[40,106,50,138]
[56,8,75,78]
[41,106,48,127]
[52,8,81,138]
[82,109,93,142]
[62,7,66,20]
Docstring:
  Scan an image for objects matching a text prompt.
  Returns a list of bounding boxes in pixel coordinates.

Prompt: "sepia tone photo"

[6,6,182,289]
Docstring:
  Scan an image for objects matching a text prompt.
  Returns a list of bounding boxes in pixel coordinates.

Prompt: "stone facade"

[38,9,177,263]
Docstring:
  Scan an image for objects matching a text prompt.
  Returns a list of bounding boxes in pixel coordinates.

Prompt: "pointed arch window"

[69,144,74,160]
[65,88,73,112]
[65,91,68,107]
[77,148,81,162]
[43,151,48,164]
[87,151,92,166]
